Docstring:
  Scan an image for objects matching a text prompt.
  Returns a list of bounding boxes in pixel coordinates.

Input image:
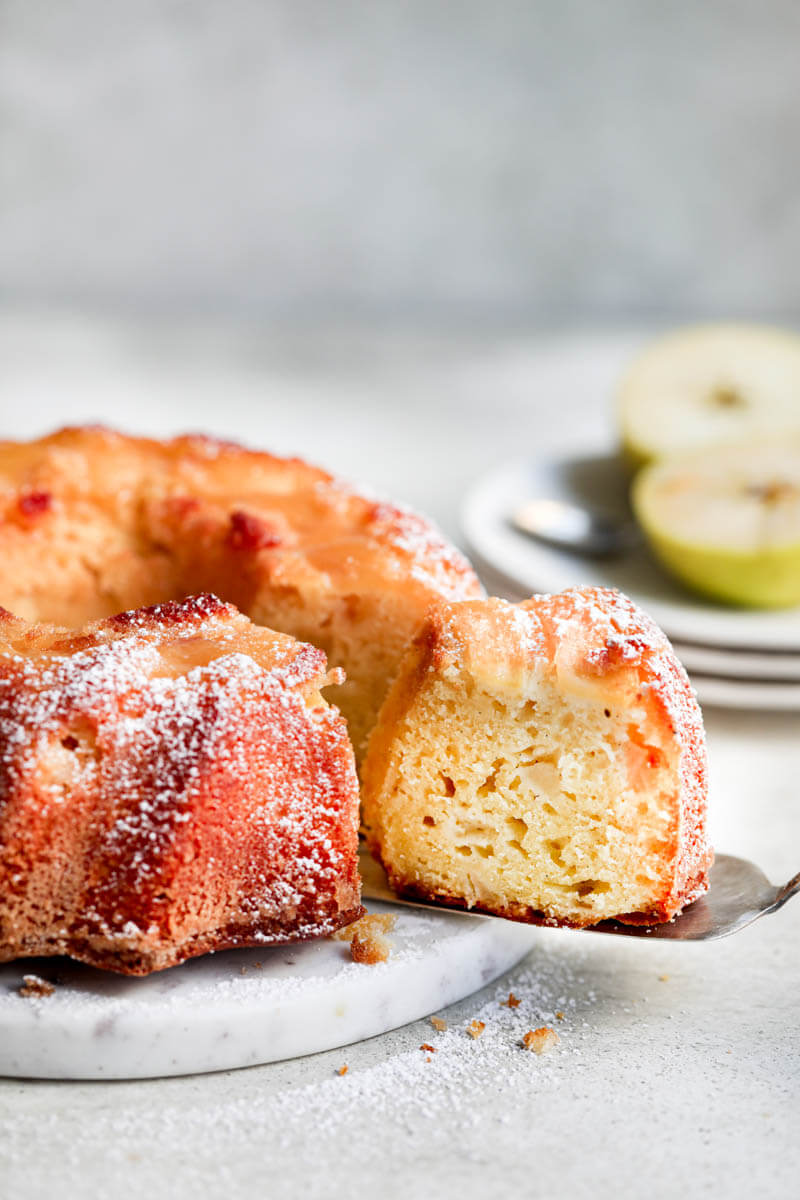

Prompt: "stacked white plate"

[461,453,800,711]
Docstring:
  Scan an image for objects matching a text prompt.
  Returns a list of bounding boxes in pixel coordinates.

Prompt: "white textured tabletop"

[0,314,798,1200]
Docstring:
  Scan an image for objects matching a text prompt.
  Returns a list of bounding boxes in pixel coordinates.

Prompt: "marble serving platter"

[0,901,534,1081]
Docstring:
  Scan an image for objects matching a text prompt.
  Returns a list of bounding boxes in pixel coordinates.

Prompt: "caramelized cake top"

[0,426,481,626]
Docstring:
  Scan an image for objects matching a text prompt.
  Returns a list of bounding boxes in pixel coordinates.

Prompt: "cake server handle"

[771,867,800,913]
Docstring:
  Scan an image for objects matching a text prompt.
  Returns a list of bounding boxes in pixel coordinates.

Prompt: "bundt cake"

[0,426,710,977]
[0,594,362,974]
[0,427,481,762]
[362,587,711,927]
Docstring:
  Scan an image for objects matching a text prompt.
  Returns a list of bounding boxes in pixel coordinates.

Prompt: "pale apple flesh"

[619,324,800,468]
[632,443,800,609]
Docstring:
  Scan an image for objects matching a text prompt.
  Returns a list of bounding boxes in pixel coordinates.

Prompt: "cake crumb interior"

[370,672,676,925]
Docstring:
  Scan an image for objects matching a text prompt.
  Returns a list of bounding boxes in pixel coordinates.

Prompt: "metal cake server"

[359,846,800,942]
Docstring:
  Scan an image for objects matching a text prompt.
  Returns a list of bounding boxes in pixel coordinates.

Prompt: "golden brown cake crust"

[363,587,712,927]
[0,426,481,973]
[0,594,363,974]
[0,424,481,614]
[0,425,482,758]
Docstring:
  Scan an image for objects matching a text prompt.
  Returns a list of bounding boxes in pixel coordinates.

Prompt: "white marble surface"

[0,315,798,1198]
[0,902,533,1081]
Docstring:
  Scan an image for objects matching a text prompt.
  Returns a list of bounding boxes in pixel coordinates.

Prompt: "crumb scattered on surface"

[332,913,396,940]
[337,1065,348,1076]
[658,974,670,982]
[19,975,55,998]
[334,913,397,965]
[501,992,520,1008]
[350,929,389,964]
[555,1011,565,1021]
[522,1027,559,1055]
[420,1043,437,1053]
[430,1016,447,1032]
[467,1020,485,1039]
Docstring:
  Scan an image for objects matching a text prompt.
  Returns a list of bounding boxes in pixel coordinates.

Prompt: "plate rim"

[462,454,800,653]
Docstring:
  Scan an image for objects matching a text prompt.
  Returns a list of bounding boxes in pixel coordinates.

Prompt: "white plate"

[462,454,800,652]
[0,899,534,1081]
[689,674,800,711]
[672,641,800,682]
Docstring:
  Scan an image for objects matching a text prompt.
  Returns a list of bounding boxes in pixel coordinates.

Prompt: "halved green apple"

[632,442,800,608]
[619,324,800,468]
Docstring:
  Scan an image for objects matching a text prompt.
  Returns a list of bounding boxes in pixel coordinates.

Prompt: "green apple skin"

[633,490,800,609]
[620,431,652,476]
[641,530,800,608]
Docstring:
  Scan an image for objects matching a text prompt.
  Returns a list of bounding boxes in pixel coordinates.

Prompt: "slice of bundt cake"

[362,587,711,927]
[0,594,362,974]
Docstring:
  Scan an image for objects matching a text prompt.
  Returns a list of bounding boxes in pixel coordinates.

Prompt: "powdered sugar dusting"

[0,595,361,972]
[363,499,483,599]
[0,935,600,1194]
[502,600,543,656]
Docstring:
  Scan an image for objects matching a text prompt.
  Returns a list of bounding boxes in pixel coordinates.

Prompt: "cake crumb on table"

[420,1043,437,1053]
[658,974,670,982]
[501,992,520,1008]
[350,928,389,964]
[555,1011,565,1021]
[19,974,55,998]
[522,1027,559,1055]
[430,1016,447,1032]
[467,1020,486,1039]
[333,913,397,965]
[332,912,397,940]
[337,1065,348,1076]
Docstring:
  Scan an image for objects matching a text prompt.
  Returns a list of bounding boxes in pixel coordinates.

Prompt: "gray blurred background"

[2,0,799,325]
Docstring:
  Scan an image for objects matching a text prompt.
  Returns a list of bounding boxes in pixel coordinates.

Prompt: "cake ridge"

[0,594,362,974]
